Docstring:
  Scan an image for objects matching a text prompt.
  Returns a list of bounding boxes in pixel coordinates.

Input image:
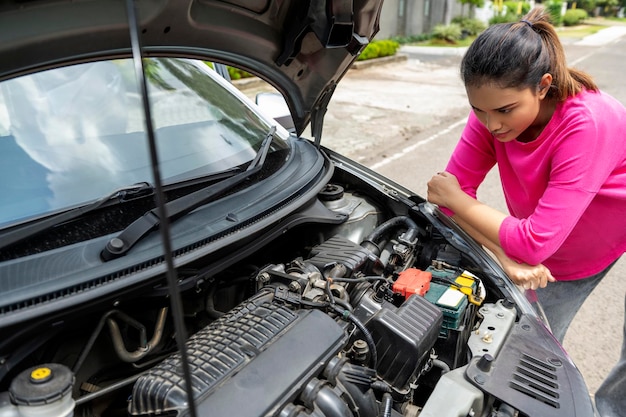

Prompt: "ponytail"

[461,6,597,101]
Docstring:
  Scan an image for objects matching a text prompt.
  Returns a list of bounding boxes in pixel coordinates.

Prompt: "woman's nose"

[486,113,502,133]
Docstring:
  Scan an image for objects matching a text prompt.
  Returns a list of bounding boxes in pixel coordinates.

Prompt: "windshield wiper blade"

[246,125,276,172]
[101,126,277,261]
[0,182,154,252]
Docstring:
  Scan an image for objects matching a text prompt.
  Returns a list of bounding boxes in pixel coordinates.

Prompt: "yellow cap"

[30,367,52,383]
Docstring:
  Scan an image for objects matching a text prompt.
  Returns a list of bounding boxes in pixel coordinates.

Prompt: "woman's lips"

[493,131,511,140]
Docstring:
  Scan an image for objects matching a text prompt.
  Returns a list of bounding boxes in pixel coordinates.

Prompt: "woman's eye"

[499,108,512,114]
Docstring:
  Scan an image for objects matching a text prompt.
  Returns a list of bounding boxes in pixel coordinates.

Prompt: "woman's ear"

[538,73,553,99]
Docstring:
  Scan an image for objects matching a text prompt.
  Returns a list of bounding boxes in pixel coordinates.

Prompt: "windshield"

[0,58,287,228]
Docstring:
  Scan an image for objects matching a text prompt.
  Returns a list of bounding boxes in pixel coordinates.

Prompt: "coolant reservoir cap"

[9,363,74,406]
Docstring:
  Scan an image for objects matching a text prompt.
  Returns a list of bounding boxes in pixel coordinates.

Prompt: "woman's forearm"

[427,171,507,246]
[450,214,555,289]
[445,191,508,247]
[451,214,504,259]
[427,171,554,288]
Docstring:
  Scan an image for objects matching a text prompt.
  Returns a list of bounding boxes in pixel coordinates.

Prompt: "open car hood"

[0,0,383,137]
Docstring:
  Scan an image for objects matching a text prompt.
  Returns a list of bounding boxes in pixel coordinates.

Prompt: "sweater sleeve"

[499,113,616,265]
[441,112,496,215]
[499,187,596,265]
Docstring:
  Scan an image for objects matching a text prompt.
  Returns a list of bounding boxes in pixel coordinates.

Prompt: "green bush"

[204,62,253,80]
[358,43,380,61]
[578,0,597,15]
[563,8,589,25]
[431,23,463,42]
[356,39,400,61]
[488,12,518,25]
[375,40,401,57]
[391,33,432,44]
[503,1,531,16]
[451,17,487,35]
[545,0,564,25]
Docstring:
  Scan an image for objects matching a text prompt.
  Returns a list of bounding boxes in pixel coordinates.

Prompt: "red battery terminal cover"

[393,268,432,297]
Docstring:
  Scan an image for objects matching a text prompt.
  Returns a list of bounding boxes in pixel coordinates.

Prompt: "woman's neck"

[517,98,558,143]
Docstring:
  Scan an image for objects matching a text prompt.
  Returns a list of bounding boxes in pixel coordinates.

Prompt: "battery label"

[437,288,465,308]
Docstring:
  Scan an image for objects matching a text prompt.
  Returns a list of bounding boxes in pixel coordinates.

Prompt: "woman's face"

[466,76,552,143]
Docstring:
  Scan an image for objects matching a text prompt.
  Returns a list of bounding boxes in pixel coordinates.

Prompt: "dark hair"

[460,6,597,101]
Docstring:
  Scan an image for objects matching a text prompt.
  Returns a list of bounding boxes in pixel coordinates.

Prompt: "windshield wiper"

[101,126,277,261]
[0,182,154,252]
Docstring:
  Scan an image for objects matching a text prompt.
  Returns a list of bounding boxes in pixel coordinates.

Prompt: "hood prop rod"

[124,3,198,417]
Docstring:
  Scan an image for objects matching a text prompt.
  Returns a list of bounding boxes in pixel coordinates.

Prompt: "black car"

[0,1,595,416]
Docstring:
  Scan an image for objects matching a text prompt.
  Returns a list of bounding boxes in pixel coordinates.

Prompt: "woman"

[426,7,626,416]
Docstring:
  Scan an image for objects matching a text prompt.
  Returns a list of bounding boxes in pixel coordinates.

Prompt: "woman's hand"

[427,171,462,208]
[499,256,556,290]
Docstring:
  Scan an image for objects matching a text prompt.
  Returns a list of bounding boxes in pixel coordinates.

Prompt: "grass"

[414,36,476,47]
[556,24,605,38]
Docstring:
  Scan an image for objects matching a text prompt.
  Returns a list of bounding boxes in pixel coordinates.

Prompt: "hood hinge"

[311,83,336,148]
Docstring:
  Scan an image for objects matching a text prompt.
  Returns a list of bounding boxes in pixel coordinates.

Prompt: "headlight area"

[0,182,593,417]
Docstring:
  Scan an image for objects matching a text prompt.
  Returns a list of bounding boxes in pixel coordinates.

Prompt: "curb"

[400,45,468,56]
[349,53,408,69]
[233,54,410,91]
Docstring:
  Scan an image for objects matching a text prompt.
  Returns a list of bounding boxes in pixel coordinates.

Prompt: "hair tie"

[520,19,533,28]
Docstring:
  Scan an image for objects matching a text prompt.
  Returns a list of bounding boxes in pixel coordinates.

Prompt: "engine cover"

[129,292,347,417]
[366,294,443,390]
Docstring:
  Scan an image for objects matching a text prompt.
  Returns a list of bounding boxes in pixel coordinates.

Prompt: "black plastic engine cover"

[308,235,377,274]
[366,294,443,390]
[129,292,347,417]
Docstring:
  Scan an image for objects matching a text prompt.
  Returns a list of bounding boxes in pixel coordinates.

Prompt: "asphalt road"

[315,27,626,395]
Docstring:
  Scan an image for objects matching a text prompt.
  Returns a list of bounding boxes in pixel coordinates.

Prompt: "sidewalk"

[574,25,626,45]
[398,44,467,57]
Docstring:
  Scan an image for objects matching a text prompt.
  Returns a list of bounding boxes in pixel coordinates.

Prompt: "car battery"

[427,265,482,303]
[424,282,468,330]
[424,265,482,368]
[424,266,480,331]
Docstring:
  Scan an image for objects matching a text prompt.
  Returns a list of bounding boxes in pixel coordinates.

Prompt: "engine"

[128,247,444,417]
[0,186,519,417]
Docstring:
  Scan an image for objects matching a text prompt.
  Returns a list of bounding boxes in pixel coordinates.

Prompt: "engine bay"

[0,181,533,417]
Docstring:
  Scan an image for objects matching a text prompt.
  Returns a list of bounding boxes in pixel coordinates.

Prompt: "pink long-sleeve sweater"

[445,89,626,280]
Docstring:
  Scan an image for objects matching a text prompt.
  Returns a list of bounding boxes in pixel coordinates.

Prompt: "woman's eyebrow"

[495,102,517,111]
[470,102,517,112]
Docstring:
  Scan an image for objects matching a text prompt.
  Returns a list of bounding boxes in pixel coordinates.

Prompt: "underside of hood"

[0,0,383,136]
